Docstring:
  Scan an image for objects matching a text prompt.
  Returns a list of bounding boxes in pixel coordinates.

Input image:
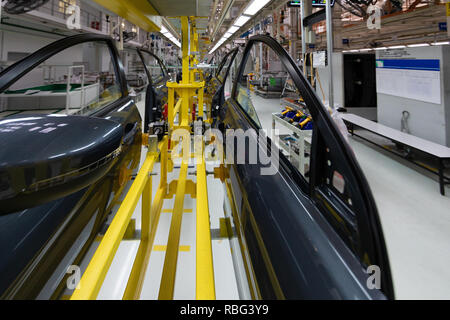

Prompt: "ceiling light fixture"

[407,43,430,47]
[226,26,239,34]
[234,15,251,27]
[387,45,406,49]
[244,0,271,16]
[159,25,180,48]
[431,41,450,46]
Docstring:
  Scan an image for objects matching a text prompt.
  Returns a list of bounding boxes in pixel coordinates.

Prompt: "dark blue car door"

[218,35,394,300]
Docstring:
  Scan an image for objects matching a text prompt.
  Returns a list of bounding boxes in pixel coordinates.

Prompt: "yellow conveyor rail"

[71,15,215,301]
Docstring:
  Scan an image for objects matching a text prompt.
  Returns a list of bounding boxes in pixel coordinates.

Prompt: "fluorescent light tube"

[234,15,251,27]
[431,41,450,46]
[387,45,406,49]
[244,0,271,16]
[407,43,429,47]
[227,26,239,34]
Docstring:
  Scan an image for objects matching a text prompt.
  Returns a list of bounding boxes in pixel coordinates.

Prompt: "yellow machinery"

[71,17,216,300]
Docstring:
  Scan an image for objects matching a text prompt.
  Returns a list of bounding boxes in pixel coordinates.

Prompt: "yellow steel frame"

[196,142,215,299]
[158,161,188,300]
[71,138,165,299]
[70,16,216,300]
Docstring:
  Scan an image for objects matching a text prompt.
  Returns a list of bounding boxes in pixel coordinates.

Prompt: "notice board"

[375,59,441,104]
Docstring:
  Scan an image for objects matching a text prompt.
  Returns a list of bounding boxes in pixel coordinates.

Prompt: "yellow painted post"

[173,98,182,121]
[71,152,158,300]
[198,87,204,119]
[168,87,174,127]
[160,136,168,188]
[181,17,189,84]
[190,22,195,83]
[122,137,167,300]
[141,176,152,241]
[181,88,190,127]
[196,142,215,299]
[123,183,166,299]
[158,161,189,300]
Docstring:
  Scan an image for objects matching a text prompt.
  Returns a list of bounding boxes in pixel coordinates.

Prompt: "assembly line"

[0,0,450,302]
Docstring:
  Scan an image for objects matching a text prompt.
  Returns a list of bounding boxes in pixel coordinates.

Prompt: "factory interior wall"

[316,52,345,110]
[376,46,448,146]
[0,30,55,63]
[443,45,450,147]
[6,41,83,92]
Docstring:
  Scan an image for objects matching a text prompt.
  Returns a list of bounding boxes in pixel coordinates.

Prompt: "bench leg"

[438,158,445,196]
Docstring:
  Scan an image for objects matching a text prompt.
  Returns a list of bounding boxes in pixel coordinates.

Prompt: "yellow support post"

[122,137,168,300]
[173,98,182,121]
[196,142,215,299]
[158,161,189,300]
[71,149,159,300]
[198,86,204,119]
[181,16,190,85]
[168,87,175,127]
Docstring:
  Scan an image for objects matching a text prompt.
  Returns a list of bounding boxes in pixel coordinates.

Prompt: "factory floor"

[62,93,450,300]
[348,135,450,300]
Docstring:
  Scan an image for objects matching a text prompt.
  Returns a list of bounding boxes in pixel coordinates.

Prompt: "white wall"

[376,46,448,146]
[442,45,450,148]
[316,52,344,109]
[0,30,55,62]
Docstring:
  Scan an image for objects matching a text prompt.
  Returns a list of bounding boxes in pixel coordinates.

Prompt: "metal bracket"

[148,135,158,155]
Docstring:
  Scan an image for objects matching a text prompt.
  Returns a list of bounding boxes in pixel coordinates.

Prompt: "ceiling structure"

[84,0,449,56]
[205,0,449,56]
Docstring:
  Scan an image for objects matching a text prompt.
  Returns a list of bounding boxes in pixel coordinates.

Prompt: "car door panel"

[217,35,393,299]
[222,99,385,299]
[136,49,169,132]
[0,34,142,299]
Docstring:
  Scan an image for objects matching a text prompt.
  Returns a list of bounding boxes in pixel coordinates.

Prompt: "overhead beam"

[93,0,161,32]
[303,9,325,28]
